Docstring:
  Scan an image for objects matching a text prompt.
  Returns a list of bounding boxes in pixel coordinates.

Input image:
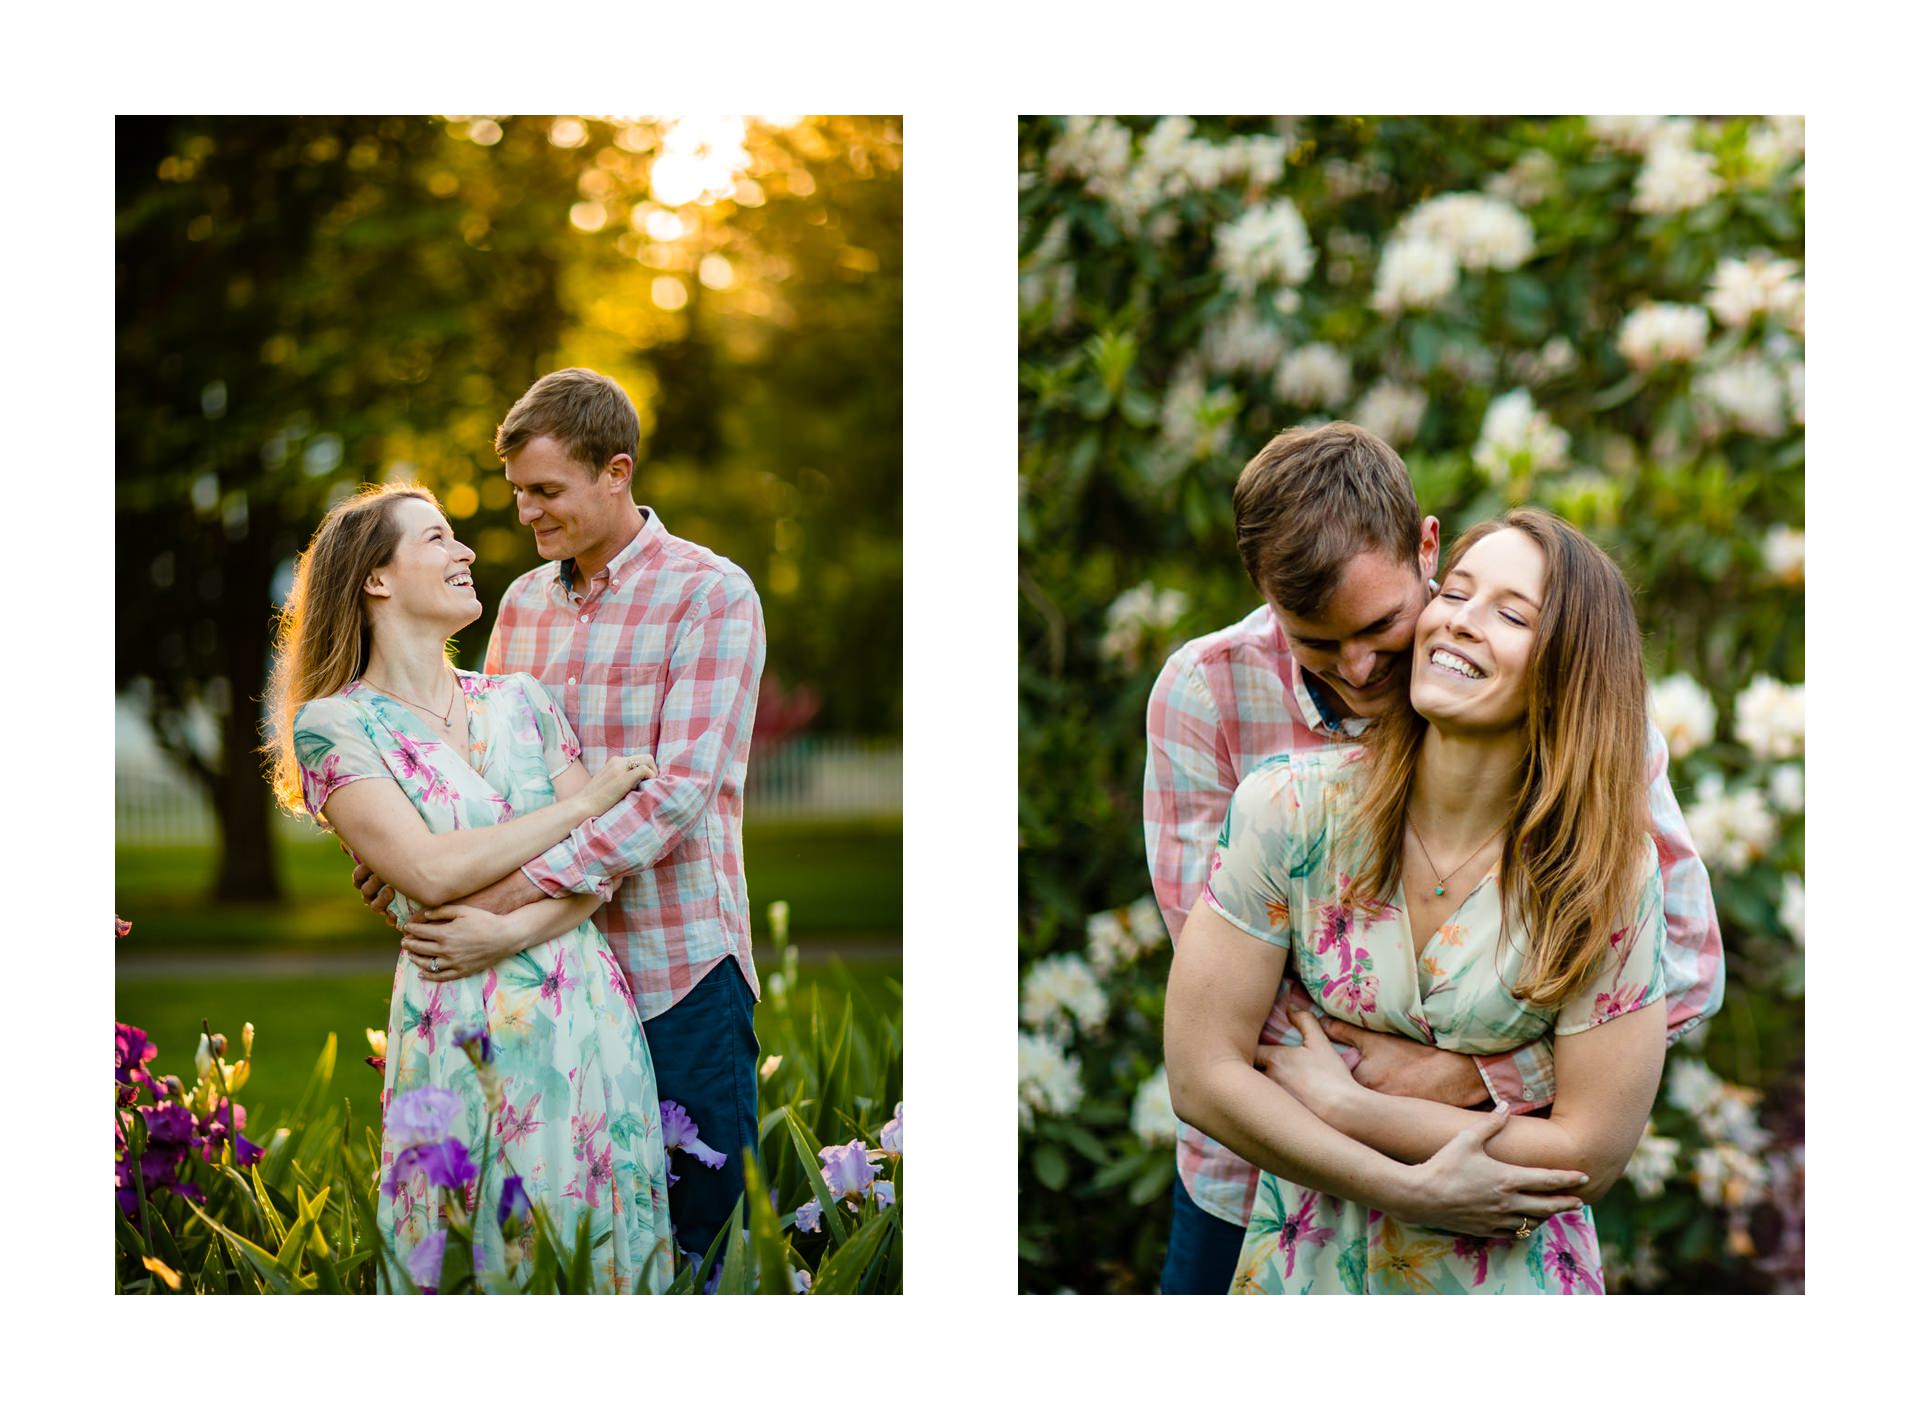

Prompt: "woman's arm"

[400,891,603,981]
[1166,904,1589,1237]
[321,754,652,908]
[1265,999,1667,1202]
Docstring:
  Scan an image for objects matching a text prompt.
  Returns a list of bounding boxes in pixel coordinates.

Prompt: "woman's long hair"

[1348,508,1650,1007]
[262,484,438,814]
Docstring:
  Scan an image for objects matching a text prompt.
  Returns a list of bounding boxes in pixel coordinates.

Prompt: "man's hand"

[1255,1009,1363,1117]
[452,868,547,917]
[341,842,397,930]
[1398,1107,1588,1239]
[400,905,522,983]
[1318,1014,1490,1108]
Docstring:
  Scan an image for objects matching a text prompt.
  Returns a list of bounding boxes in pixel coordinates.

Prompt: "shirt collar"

[554,507,663,599]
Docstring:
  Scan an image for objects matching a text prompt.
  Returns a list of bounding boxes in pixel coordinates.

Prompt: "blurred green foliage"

[1018,116,1803,1294]
[117,115,901,899]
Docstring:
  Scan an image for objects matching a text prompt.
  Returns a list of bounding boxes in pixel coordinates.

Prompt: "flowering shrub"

[115,904,903,1294]
[1018,115,1803,1293]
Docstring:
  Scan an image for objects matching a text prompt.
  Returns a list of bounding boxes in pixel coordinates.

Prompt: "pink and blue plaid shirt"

[484,508,764,1023]
[1146,603,1724,1227]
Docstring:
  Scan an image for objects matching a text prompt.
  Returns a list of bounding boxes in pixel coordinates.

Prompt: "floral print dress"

[1203,748,1665,1295]
[294,671,672,1292]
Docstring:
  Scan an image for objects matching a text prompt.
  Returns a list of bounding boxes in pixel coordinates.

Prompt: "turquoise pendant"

[1434,885,1445,897]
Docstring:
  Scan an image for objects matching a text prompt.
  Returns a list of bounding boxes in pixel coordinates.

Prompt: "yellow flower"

[365,1027,388,1059]
[1368,1220,1451,1294]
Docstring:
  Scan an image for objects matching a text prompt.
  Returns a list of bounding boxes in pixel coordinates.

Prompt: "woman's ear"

[363,571,392,600]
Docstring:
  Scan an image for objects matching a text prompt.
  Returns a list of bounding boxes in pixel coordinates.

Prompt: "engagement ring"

[1515,1218,1533,1240]
[429,957,439,973]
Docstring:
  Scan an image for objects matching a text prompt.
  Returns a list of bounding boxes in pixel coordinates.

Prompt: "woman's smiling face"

[369,496,481,632]
[1409,527,1547,734]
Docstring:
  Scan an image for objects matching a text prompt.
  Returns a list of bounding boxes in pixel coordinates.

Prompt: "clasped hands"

[342,845,516,983]
[1256,990,1491,1111]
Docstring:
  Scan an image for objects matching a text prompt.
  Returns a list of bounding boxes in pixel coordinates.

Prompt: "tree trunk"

[210,534,282,903]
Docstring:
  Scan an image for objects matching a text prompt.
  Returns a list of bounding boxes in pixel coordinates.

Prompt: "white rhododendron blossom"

[1768,763,1804,816]
[1733,675,1805,759]
[1472,389,1570,482]
[1692,1142,1770,1208]
[1697,357,1787,438]
[1648,673,1717,759]
[1762,525,1805,584]
[1020,953,1110,1035]
[1018,1031,1085,1129]
[1486,149,1558,207]
[1352,381,1428,445]
[1100,583,1189,670]
[1625,1123,1683,1198]
[1704,253,1804,331]
[1633,136,1723,215]
[1275,343,1353,408]
[1087,896,1169,975]
[1587,115,1673,154]
[1371,235,1458,314]
[1744,116,1805,178]
[1780,874,1805,947]
[1214,199,1316,293]
[1785,361,1805,425]
[1130,1066,1179,1148]
[1509,336,1578,386]
[1400,192,1534,271]
[1666,1057,1769,1153]
[1617,303,1710,371]
[1047,116,1133,195]
[1200,305,1285,377]
[1683,775,1777,872]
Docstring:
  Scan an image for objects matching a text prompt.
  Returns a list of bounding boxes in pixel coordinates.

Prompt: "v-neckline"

[353,674,490,785]
[1402,867,1497,967]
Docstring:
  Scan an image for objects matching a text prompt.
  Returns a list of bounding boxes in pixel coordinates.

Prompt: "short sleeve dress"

[293,670,672,1293]
[1204,748,1665,1295]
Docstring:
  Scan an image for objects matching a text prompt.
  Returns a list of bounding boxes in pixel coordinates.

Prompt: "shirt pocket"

[580,658,669,753]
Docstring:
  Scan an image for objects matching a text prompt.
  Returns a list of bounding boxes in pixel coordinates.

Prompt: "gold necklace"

[1407,817,1504,898]
[364,669,460,729]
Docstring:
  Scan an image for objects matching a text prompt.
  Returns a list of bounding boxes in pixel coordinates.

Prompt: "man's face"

[501,435,629,565]
[1270,521,1440,721]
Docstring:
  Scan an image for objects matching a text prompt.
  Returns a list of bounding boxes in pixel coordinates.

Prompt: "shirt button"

[1521,1085,1536,1100]
[567,676,577,686]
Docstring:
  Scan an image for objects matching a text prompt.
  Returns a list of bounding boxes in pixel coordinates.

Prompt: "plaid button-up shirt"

[484,508,764,1022]
[1145,603,1725,1227]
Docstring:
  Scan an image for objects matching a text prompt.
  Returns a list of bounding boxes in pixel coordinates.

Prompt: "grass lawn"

[118,957,899,1132]
[116,817,902,955]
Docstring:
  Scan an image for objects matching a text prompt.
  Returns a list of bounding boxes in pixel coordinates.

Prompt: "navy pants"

[641,958,760,1266]
[1159,1176,1247,1294]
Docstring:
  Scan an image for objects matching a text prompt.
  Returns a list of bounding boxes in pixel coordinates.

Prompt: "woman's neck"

[1409,724,1526,847]
[362,620,455,704]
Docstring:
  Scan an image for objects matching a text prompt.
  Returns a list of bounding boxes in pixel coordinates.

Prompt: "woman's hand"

[401,905,521,982]
[1399,1107,1589,1239]
[577,752,657,815]
[1255,1009,1361,1118]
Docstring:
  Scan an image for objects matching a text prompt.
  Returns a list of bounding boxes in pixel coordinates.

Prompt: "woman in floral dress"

[1166,510,1668,1294]
[265,484,672,1292]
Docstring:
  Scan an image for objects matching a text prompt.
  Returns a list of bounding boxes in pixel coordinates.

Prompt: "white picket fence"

[115,736,903,845]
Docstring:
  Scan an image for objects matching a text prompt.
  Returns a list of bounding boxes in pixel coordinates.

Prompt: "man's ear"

[603,452,635,494]
[1418,515,1441,583]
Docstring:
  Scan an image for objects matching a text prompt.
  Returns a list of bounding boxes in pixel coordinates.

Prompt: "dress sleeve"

[1199,758,1322,952]
[1555,836,1668,1037]
[515,673,584,780]
[290,697,389,823]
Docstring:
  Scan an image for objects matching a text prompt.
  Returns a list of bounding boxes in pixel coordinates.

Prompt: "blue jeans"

[1159,1176,1247,1294]
[641,958,759,1267]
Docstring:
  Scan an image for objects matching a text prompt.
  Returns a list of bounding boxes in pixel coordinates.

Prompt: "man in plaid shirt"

[377,369,765,1269]
[1148,422,1723,1293]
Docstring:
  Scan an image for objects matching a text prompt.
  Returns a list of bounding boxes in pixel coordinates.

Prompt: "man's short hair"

[494,368,640,478]
[1232,421,1423,618]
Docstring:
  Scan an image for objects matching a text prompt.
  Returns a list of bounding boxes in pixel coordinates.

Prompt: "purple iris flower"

[497,1174,532,1240]
[383,1137,477,1196]
[874,1179,895,1210]
[143,1103,197,1147]
[880,1102,903,1156]
[235,1133,265,1167]
[384,1086,463,1148]
[453,1023,495,1069]
[660,1099,728,1170]
[407,1230,447,1292]
[115,1023,158,1100]
[817,1140,883,1202]
[794,1199,823,1234]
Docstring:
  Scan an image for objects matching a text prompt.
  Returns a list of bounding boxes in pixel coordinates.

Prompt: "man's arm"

[522,572,765,902]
